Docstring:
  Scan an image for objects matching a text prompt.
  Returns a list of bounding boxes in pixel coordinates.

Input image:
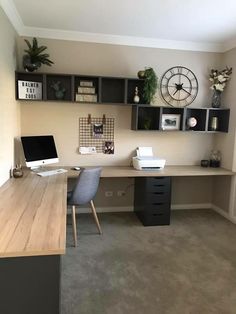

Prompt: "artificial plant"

[23,37,54,72]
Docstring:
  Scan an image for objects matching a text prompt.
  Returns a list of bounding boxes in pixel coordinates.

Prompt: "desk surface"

[0,165,234,258]
[0,171,67,258]
[68,165,234,178]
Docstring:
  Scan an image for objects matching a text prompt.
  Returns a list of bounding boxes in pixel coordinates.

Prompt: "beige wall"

[16,37,223,208]
[0,8,21,186]
[18,37,221,168]
[214,48,236,171]
[212,48,236,217]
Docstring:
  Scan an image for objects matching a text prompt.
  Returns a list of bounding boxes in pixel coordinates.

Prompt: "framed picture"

[92,123,103,138]
[161,114,181,130]
[104,141,114,154]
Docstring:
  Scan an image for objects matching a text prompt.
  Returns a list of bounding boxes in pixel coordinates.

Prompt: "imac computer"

[21,135,59,170]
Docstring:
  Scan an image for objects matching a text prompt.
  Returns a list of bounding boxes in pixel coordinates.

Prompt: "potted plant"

[23,37,54,72]
[138,67,158,104]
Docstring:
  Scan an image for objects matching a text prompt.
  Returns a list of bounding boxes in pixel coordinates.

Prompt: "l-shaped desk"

[0,166,234,314]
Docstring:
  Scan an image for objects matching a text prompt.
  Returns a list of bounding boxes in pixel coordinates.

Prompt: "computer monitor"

[21,135,59,169]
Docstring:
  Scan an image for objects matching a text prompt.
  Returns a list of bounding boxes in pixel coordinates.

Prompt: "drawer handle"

[153,192,164,195]
[152,203,164,206]
[152,213,164,216]
[153,184,164,187]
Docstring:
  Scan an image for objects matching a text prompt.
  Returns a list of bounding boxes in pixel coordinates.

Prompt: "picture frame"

[18,80,42,100]
[92,123,103,138]
[104,141,114,154]
[161,114,181,130]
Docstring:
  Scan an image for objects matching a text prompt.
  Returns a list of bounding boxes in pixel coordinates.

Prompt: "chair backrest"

[70,167,102,205]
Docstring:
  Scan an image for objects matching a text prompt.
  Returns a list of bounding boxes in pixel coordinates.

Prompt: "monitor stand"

[30,166,46,172]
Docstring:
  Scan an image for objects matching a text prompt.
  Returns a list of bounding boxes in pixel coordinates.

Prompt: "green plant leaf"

[23,37,54,69]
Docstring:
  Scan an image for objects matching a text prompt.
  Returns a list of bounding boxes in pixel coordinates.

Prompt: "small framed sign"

[18,80,42,100]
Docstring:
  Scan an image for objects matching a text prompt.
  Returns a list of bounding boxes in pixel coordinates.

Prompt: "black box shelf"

[132,105,160,130]
[15,72,44,100]
[207,108,230,132]
[161,107,185,131]
[127,79,145,104]
[46,74,73,101]
[74,76,100,103]
[101,78,125,103]
[185,108,207,131]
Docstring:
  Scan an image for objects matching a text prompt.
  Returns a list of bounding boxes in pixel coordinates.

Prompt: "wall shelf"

[15,71,230,133]
[131,105,230,133]
[15,71,145,105]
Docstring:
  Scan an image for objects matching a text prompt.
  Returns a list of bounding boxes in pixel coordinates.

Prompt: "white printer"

[132,147,166,170]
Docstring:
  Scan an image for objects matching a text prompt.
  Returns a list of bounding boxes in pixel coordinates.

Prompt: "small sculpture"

[12,165,23,178]
[51,81,66,100]
[187,117,197,128]
[133,86,140,104]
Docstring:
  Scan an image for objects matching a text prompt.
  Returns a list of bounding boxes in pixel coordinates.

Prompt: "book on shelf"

[80,81,93,87]
[75,93,97,102]
[78,86,95,94]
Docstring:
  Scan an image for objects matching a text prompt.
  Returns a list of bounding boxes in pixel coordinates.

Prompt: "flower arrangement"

[209,67,232,92]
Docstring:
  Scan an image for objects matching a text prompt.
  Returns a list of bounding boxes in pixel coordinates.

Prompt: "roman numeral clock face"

[160,66,198,107]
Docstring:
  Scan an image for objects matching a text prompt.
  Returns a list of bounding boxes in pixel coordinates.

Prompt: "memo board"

[79,116,115,153]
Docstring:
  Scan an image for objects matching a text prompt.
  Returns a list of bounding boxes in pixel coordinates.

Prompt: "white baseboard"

[212,204,236,224]
[171,203,212,210]
[72,206,133,214]
[69,203,236,224]
[71,203,212,214]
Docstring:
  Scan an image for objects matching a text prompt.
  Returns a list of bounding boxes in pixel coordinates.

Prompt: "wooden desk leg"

[0,255,61,314]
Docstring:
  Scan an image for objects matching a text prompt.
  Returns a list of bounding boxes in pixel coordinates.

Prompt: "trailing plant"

[141,67,158,104]
[23,37,54,72]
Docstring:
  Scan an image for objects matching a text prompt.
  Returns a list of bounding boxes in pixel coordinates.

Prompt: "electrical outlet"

[105,191,113,197]
[117,190,125,197]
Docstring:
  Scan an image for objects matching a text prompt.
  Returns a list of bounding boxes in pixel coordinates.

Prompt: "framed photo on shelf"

[161,114,181,130]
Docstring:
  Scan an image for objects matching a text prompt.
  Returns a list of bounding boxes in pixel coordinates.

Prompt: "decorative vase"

[23,55,41,72]
[137,70,145,79]
[12,165,23,178]
[133,86,140,104]
[55,90,65,100]
[212,90,221,108]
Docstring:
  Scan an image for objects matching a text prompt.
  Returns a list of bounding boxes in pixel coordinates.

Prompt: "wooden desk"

[0,171,67,314]
[68,165,234,178]
[0,165,234,314]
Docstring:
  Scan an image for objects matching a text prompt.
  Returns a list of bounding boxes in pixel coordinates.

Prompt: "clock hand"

[182,88,191,95]
[173,89,179,96]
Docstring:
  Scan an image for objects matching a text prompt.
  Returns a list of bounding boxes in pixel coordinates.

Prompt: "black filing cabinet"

[134,177,171,226]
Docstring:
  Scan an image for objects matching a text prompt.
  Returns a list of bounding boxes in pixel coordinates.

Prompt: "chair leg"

[90,200,102,234]
[71,205,78,247]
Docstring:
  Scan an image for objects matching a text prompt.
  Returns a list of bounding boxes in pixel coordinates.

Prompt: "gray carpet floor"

[61,210,236,314]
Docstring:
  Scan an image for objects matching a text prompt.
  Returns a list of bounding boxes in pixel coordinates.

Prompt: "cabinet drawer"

[142,212,170,226]
[147,203,170,213]
[146,191,170,204]
[146,177,171,193]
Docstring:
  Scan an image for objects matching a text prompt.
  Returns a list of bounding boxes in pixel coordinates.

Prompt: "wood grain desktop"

[0,171,67,258]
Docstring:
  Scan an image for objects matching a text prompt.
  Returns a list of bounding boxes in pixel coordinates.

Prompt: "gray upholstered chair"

[67,167,102,247]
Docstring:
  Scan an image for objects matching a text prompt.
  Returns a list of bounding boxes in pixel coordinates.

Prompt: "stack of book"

[75,80,97,102]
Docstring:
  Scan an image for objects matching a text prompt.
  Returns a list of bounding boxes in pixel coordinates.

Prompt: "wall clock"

[160,66,198,107]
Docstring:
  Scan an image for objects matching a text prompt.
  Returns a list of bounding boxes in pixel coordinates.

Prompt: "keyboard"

[36,168,68,177]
